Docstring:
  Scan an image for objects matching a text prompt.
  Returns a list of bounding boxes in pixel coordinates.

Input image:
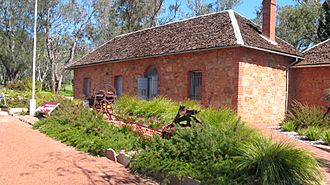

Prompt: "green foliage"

[323,130,330,145]
[60,83,73,97]
[236,138,321,185]
[318,1,330,41]
[281,121,296,132]
[277,1,323,50]
[284,101,328,130]
[113,95,184,129]
[7,78,42,92]
[304,127,324,141]
[131,122,258,185]
[0,87,54,108]
[33,98,142,155]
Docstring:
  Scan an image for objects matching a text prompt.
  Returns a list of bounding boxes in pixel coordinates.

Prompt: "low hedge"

[33,98,144,155]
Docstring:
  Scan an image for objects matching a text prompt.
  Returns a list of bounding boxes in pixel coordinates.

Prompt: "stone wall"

[73,48,239,109]
[289,66,330,108]
[73,47,294,124]
[237,48,293,124]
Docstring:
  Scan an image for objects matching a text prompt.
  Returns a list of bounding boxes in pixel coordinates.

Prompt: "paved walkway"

[0,115,157,185]
[251,123,330,185]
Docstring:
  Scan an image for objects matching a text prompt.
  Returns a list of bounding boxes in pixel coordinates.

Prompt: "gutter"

[285,58,301,113]
[69,45,303,69]
[290,63,330,68]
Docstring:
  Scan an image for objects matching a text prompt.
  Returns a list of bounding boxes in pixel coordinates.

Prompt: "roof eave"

[70,45,303,69]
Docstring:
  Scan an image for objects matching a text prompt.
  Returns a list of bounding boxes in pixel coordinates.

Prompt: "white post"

[29,0,37,116]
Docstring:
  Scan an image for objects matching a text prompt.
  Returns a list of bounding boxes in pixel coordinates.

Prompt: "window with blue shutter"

[137,77,148,99]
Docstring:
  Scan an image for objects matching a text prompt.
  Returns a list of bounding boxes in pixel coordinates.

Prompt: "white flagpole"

[29,0,37,116]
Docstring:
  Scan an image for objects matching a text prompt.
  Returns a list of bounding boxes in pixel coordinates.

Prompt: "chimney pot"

[262,0,276,42]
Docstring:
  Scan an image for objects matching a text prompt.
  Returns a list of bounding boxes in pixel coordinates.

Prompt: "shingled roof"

[70,10,302,68]
[293,39,330,67]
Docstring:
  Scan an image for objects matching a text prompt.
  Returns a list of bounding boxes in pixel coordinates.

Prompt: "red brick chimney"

[262,0,276,42]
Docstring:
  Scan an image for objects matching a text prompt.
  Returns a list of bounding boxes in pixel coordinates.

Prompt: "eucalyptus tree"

[318,1,330,41]
[0,0,34,82]
[276,0,323,50]
[38,0,95,93]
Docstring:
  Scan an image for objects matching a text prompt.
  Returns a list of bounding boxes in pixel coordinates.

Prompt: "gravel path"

[0,115,157,185]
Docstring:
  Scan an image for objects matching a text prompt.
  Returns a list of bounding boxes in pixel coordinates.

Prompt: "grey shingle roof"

[70,10,302,68]
[294,39,330,67]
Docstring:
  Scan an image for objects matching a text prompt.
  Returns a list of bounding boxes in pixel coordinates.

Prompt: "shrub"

[236,138,321,185]
[323,130,330,145]
[284,101,327,129]
[113,95,188,129]
[304,127,324,141]
[33,98,142,155]
[131,122,258,185]
[281,121,296,132]
[7,78,42,92]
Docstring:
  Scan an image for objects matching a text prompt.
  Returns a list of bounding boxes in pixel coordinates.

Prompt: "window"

[189,71,202,100]
[137,65,158,100]
[84,78,90,97]
[115,76,123,96]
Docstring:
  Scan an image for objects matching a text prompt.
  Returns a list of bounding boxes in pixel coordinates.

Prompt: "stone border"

[268,126,330,153]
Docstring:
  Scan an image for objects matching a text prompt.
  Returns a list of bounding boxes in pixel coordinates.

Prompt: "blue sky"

[165,0,297,20]
[235,0,296,19]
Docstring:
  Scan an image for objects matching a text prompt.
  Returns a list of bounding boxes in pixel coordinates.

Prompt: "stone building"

[289,39,330,107]
[69,0,302,124]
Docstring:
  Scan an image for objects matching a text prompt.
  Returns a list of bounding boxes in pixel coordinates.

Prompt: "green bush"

[284,101,328,130]
[304,127,323,141]
[113,95,192,129]
[33,98,142,155]
[281,121,296,132]
[0,87,55,108]
[7,78,42,92]
[131,122,258,185]
[323,130,330,145]
[236,138,321,185]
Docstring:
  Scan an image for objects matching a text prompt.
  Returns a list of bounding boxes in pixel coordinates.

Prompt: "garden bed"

[31,96,323,185]
[269,126,330,153]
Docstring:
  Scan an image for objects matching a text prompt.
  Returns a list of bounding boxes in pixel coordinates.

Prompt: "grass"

[281,121,296,132]
[323,130,330,145]
[60,83,73,97]
[236,139,321,185]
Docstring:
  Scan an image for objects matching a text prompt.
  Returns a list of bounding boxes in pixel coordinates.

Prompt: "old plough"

[86,86,202,138]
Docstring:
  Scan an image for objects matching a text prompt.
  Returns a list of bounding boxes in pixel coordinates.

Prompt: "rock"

[182,177,200,185]
[105,148,117,162]
[117,150,131,167]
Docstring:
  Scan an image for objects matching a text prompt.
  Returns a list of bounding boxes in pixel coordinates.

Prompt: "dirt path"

[251,123,330,185]
[0,115,157,185]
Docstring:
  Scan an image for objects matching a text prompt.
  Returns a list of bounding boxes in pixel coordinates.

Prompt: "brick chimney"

[262,0,276,42]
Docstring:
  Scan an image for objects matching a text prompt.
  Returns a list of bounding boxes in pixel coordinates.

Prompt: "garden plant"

[32,96,322,185]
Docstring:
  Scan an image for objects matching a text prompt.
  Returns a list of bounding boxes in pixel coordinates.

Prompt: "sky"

[234,0,296,19]
[165,0,297,20]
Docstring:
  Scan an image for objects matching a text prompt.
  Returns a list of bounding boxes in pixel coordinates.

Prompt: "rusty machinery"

[87,84,117,119]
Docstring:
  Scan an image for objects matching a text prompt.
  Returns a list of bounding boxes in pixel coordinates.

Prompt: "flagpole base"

[29,99,36,116]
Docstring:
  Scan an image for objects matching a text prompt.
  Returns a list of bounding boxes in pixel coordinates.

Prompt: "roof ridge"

[233,11,299,48]
[228,10,244,45]
[115,10,232,39]
[302,39,330,53]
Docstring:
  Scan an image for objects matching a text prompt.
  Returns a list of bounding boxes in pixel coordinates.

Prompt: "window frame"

[189,71,202,100]
[83,78,90,97]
